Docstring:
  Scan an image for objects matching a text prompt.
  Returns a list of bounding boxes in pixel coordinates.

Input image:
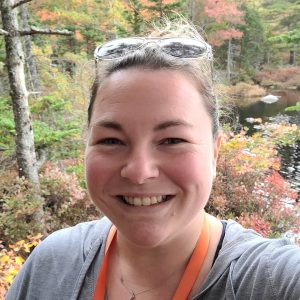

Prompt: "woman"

[6,21,300,300]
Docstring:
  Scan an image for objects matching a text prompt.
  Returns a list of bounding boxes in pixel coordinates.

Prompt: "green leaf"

[285,101,300,112]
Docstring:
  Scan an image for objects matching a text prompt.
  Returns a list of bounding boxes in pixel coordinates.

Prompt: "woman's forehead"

[97,69,201,103]
[94,70,201,110]
[101,68,198,90]
[89,69,212,132]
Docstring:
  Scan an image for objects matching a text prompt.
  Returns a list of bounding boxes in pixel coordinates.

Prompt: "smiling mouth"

[117,195,174,206]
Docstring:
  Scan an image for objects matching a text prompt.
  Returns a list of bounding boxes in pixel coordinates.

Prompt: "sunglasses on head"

[94,37,213,61]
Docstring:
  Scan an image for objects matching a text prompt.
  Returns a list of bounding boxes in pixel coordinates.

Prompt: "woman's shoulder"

[224,220,292,244]
[222,220,297,255]
[38,217,112,254]
[5,217,112,300]
[24,216,113,274]
[203,220,300,299]
[221,220,300,275]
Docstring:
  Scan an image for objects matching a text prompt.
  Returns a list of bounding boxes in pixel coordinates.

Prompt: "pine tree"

[122,0,146,35]
[237,3,267,74]
[260,0,300,65]
[145,0,186,20]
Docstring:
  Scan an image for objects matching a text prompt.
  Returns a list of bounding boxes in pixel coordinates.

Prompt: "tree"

[259,0,300,65]
[202,0,245,81]
[187,0,206,25]
[19,3,40,93]
[268,29,300,65]
[237,3,267,75]
[30,0,128,55]
[145,0,186,20]
[0,0,72,187]
[121,0,147,35]
[204,0,244,45]
[118,0,186,35]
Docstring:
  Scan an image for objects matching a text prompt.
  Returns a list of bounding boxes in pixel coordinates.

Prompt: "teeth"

[150,196,158,204]
[133,198,142,206]
[142,197,151,206]
[123,195,168,206]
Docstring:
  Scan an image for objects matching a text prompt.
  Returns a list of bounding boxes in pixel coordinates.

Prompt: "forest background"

[0,0,299,296]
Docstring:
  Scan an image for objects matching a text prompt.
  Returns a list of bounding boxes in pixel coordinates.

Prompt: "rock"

[260,80,274,87]
[245,117,255,123]
[268,115,291,123]
[260,94,280,104]
[286,86,298,90]
[245,117,263,124]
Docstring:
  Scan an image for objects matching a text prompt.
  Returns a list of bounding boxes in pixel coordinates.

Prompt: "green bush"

[40,162,100,233]
[0,97,15,154]
[285,102,300,112]
[0,161,100,246]
[30,94,83,160]
[0,94,84,162]
[0,172,44,244]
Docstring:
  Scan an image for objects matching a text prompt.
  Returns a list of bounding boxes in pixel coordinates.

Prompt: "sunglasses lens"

[95,37,212,60]
[95,38,144,59]
[160,38,209,58]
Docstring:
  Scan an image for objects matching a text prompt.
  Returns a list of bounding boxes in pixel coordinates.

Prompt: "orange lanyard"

[93,214,210,300]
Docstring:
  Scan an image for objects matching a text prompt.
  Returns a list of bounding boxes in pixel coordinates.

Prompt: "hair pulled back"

[88,20,219,139]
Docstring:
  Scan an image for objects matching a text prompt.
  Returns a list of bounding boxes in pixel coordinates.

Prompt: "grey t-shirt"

[5,217,300,300]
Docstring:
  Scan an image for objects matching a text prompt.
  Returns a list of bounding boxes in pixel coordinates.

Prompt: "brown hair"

[88,20,219,139]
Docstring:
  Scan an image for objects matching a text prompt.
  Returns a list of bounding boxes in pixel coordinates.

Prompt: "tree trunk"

[19,3,40,93]
[1,0,40,186]
[159,0,163,19]
[227,39,232,82]
[188,0,196,22]
[289,50,295,65]
[133,10,140,35]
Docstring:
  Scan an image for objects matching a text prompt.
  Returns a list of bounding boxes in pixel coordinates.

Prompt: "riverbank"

[255,66,300,90]
[218,66,300,105]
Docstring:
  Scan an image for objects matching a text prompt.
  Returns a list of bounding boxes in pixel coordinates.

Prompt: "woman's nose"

[120,150,159,184]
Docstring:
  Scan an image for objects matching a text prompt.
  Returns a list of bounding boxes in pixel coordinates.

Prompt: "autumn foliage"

[0,235,42,299]
[36,9,58,21]
[0,160,100,298]
[204,0,244,24]
[203,0,245,46]
[208,123,299,241]
[255,66,300,89]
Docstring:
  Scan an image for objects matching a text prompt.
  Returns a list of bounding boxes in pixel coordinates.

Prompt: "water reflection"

[278,141,300,197]
[236,89,300,197]
[238,90,300,126]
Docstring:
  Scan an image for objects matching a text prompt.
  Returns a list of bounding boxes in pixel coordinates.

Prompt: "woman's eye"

[161,138,186,145]
[97,138,123,145]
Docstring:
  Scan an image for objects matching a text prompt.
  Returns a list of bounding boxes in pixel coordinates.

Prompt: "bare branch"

[19,26,73,36]
[0,29,9,36]
[12,0,33,9]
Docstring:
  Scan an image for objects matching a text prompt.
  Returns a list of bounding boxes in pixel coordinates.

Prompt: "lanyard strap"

[93,225,117,300]
[172,213,209,299]
[93,214,209,300]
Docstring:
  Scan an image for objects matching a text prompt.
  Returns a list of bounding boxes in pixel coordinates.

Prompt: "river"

[236,89,300,195]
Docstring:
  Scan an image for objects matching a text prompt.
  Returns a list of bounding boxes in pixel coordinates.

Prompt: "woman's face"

[85,68,221,247]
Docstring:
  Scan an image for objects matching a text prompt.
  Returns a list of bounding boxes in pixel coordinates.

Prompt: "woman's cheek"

[175,150,210,174]
[85,154,109,193]
[166,151,215,193]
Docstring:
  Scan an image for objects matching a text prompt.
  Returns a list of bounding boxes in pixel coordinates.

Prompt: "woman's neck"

[106,212,223,300]
[117,211,204,277]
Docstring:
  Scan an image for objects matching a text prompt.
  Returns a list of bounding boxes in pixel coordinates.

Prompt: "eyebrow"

[154,119,192,131]
[92,120,123,131]
[92,119,191,132]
